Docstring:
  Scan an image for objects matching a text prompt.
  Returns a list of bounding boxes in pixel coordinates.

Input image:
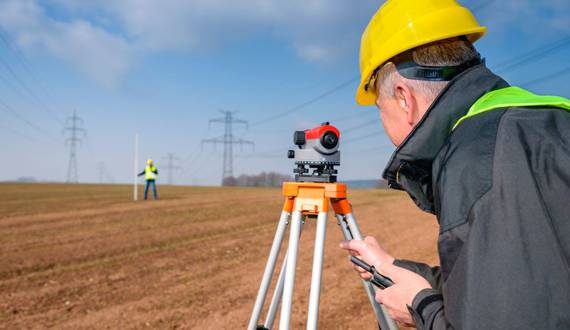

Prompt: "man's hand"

[339,236,431,325]
[374,262,431,325]
[339,236,395,281]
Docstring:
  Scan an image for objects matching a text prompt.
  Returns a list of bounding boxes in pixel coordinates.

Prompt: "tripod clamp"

[350,256,394,289]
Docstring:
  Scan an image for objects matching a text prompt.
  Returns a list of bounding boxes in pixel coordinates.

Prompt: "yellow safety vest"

[453,86,570,130]
[145,166,157,180]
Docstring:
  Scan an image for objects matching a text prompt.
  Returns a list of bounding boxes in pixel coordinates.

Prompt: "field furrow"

[0,183,438,329]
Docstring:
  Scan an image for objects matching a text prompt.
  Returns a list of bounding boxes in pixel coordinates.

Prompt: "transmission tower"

[202,110,254,184]
[64,111,85,183]
[97,161,115,184]
[162,153,181,185]
[97,162,105,183]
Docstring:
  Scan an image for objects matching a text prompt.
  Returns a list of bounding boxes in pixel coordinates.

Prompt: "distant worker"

[340,0,570,329]
[138,159,158,200]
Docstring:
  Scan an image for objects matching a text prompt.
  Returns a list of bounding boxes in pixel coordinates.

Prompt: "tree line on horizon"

[222,172,293,187]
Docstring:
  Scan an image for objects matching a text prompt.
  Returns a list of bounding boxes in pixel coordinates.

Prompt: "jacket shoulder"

[433,107,507,232]
[493,106,570,222]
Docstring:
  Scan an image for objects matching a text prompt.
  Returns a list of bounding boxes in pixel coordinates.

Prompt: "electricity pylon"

[202,110,254,184]
[162,153,181,185]
[97,161,115,184]
[64,111,85,183]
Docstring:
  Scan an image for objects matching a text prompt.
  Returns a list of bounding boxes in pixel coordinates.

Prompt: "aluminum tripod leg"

[263,250,288,329]
[336,213,399,330]
[307,212,328,330]
[279,211,303,329]
[248,211,290,330]
[264,221,305,329]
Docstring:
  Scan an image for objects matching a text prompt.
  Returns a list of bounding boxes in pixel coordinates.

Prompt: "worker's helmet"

[147,159,153,165]
[356,0,487,105]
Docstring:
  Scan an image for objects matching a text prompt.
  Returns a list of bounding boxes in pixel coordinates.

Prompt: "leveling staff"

[340,1,570,329]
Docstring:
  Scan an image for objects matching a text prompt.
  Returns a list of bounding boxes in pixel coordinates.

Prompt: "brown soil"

[0,183,438,329]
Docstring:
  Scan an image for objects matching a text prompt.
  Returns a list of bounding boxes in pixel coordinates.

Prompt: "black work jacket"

[382,64,570,329]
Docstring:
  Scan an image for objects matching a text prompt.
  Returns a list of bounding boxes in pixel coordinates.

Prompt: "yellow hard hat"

[147,159,153,165]
[356,0,487,105]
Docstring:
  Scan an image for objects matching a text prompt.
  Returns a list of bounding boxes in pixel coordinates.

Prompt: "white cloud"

[0,0,132,88]
[96,0,379,57]
[294,43,331,63]
[2,0,566,88]
[0,0,379,86]
[46,20,131,88]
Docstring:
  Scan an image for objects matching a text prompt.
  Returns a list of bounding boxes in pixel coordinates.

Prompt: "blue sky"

[0,0,569,185]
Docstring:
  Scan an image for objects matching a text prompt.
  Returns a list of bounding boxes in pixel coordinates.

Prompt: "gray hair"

[376,37,479,101]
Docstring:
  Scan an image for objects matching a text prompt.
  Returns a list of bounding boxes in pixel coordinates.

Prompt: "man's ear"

[394,83,416,126]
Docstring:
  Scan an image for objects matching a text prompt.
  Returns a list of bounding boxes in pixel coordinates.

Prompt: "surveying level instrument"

[248,123,398,330]
[287,122,340,183]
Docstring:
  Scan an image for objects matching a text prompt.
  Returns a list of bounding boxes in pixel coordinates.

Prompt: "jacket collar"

[382,64,509,210]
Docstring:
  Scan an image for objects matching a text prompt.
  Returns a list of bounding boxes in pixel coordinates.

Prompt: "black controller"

[350,256,394,289]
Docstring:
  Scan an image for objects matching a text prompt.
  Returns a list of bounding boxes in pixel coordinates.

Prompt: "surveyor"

[138,159,159,200]
[340,1,570,329]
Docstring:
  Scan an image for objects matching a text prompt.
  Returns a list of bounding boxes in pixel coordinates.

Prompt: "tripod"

[248,182,398,330]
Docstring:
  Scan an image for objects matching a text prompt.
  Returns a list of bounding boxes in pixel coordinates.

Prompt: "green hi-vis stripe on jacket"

[453,86,570,130]
[145,166,157,180]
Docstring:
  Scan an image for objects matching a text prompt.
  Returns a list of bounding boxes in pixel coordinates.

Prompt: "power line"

[247,39,570,157]
[189,151,219,185]
[247,25,563,134]
[251,77,358,127]
[0,98,59,144]
[0,27,65,117]
[202,110,254,184]
[520,65,570,89]
[339,54,570,147]
[343,120,377,134]
[162,153,181,185]
[242,124,385,159]
[64,111,85,183]
[0,70,61,125]
[243,117,381,158]
[178,150,202,177]
[335,36,570,144]
[494,36,570,74]
[342,138,396,155]
[328,109,376,124]
[0,55,64,126]
[343,130,384,145]
[245,0,495,129]
[0,123,37,143]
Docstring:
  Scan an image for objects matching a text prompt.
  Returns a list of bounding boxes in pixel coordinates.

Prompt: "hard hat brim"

[356,27,486,106]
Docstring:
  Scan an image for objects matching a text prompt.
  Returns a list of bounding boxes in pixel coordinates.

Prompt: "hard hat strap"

[364,54,483,94]
[395,54,483,82]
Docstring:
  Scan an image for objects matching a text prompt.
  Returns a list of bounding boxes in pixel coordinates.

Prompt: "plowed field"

[0,183,438,329]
